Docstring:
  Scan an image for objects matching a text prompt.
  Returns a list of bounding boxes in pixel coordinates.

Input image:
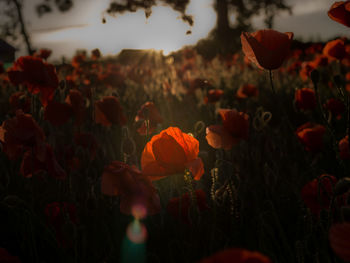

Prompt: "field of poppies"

[0,2,350,263]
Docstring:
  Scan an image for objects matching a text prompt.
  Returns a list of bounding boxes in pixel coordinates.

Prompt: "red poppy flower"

[294,88,316,111]
[310,54,329,68]
[241,29,293,70]
[236,84,259,99]
[0,248,21,263]
[204,89,224,104]
[301,174,336,215]
[34,48,52,60]
[45,202,77,247]
[95,96,127,127]
[74,132,98,161]
[91,48,101,60]
[71,53,86,68]
[65,89,86,126]
[101,161,161,216]
[299,62,315,81]
[199,248,271,263]
[20,144,67,179]
[323,39,347,60]
[328,1,350,28]
[9,91,31,113]
[0,110,46,161]
[206,109,249,150]
[324,98,345,119]
[44,100,72,126]
[339,135,350,159]
[7,56,58,107]
[135,101,163,135]
[141,127,204,181]
[329,223,350,262]
[296,122,326,152]
[167,189,208,224]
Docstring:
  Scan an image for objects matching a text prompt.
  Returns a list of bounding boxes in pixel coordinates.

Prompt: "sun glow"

[32,0,216,58]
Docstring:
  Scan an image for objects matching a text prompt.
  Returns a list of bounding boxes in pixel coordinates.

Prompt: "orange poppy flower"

[167,189,208,224]
[65,89,86,126]
[91,48,101,60]
[339,135,350,159]
[294,88,316,111]
[310,54,329,68]
[95,96,127,127]
[135,101,163,135]
[323,39,347,60]
[101,161,161,215]
[0,110,46,161]
[44,100,72,126]
[236,84,259,99]
[7,56,58,107]
[206,109,249,150]
[204,89,224,104]
[71,53,86,68]
[286,60,302,75]
[329,223,350,262]
[199,248,271,263]
[328,1,350,28]
[241,29,293,70]
[301,174,337,215]
[141,127,204,180]
[299,62,315,81]
[34,48,52,60]
[296,122,326,152]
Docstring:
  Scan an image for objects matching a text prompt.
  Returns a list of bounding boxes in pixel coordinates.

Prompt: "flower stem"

[269,70,276,95]
[268,70,293,132]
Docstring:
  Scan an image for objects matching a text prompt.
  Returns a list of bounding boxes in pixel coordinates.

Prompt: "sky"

[17,0,350,60]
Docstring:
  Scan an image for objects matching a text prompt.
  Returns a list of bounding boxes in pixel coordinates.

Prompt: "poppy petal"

[164,127,199,161]
[152,132,187,170]
[186,157,204,180]
[206,125,235,150]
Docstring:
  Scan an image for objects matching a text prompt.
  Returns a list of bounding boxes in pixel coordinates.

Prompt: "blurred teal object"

[3,62,13,70]
[121,237,146,263]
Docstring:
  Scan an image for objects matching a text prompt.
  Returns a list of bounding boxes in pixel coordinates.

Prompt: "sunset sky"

[19,0,350,60]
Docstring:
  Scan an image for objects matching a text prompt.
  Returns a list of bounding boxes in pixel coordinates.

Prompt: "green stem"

[268,70,294,132]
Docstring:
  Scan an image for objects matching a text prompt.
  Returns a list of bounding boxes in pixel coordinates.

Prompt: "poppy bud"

[310,69,320,85]
[334,177,350,196]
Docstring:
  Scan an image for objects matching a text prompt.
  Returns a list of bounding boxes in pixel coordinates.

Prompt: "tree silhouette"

[0,0,291,56]
[0,0,34,55]
[36,0,291,54]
